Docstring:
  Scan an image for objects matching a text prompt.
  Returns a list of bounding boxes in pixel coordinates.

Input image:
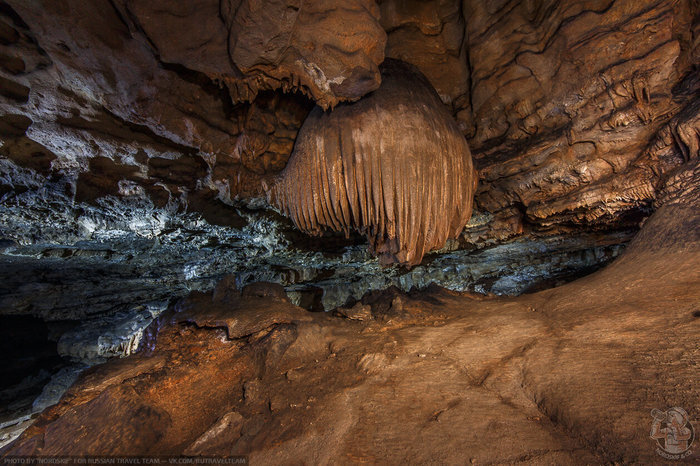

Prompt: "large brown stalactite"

[270,60,477,266]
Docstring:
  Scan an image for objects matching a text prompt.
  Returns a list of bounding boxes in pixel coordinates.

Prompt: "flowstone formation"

[270,59,477,266]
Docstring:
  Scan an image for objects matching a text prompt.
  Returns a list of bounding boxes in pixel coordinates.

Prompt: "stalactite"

[270,59,477,266]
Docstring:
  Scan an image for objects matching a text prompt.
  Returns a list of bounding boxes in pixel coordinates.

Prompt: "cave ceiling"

[1,0,696,238]
[0,0,697,317]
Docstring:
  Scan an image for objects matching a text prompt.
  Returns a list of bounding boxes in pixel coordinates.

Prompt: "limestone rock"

[335,302,372,321]
[0,0,312,207]
[174,282,312,339]
[240,282,290,302]
[2,0,696,250]
[183,411,244,457]
[463,0,699,229]
[1,4,698,462]
[379,0,470,115]
[2,171,697,462]
[120,0,386,109]
[270,59,477,266]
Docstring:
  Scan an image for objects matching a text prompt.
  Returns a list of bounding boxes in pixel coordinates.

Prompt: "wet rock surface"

[2,170,697,463]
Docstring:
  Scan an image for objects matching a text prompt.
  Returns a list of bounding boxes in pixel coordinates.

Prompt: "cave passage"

[0,0,698,462]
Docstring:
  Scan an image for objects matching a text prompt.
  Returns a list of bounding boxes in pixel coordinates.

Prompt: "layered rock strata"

[2,161,697,463]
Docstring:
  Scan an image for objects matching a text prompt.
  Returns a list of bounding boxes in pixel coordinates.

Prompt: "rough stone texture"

[119,0,386,109]
[3,0,236,158]
[379,0,470,110]
[0,211,632,320]
[172,281,312,340]
[227,92,313,177]
[0,0,316,215]
[271,60,477,266]
[0,2,698,460]
[2,161,697,463]
[0,0,388,238]
[1,0,697,263]
[464,0,700,234]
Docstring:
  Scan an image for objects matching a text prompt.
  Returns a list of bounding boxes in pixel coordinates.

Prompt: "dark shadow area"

[0,316,67,422]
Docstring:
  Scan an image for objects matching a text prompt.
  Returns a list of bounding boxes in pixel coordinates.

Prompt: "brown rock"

[0,0,312,207]
[175,282,312,339]
[0,114,57,176]
[121,0,387,109]
[335,302,372,321]
[2,0,696,244]
[270,59,477,266]
[464,0,698,230]
[229,92,313,176]
[3,172,698,463]
[26,385,170,456]
[211,274,239,303]
[380,0,470,109]
[183,411,244,457]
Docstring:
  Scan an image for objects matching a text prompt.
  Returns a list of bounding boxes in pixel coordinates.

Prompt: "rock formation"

[1,0,696,249]
[0,0,385,209]
[464,0,699,234]
[379,0,471,127]
[119,0,386,109]
[2,161,697,462]
[0,0,699,460]
[271,59,477,266]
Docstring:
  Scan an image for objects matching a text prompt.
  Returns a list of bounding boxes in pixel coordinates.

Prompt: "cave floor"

[2,200,699,464]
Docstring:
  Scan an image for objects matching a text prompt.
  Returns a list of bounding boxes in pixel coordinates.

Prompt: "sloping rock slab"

[175,281,313,339]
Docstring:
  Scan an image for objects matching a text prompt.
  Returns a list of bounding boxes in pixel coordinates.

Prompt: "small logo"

[650,407,695,460]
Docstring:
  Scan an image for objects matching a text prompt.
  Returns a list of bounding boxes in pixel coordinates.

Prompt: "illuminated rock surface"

[0,0,698,460]
[2,162,698,462]
[271,59,477,266]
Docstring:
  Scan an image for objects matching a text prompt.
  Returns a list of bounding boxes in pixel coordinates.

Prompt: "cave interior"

[0,0,698,463]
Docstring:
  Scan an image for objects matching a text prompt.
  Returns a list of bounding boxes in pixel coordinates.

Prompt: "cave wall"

[0,0,697,316]
[2,157,698,462]
[0,0,316,214]
[0,1,698,449]
[464,0,699,237]
[1,0,697,245]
